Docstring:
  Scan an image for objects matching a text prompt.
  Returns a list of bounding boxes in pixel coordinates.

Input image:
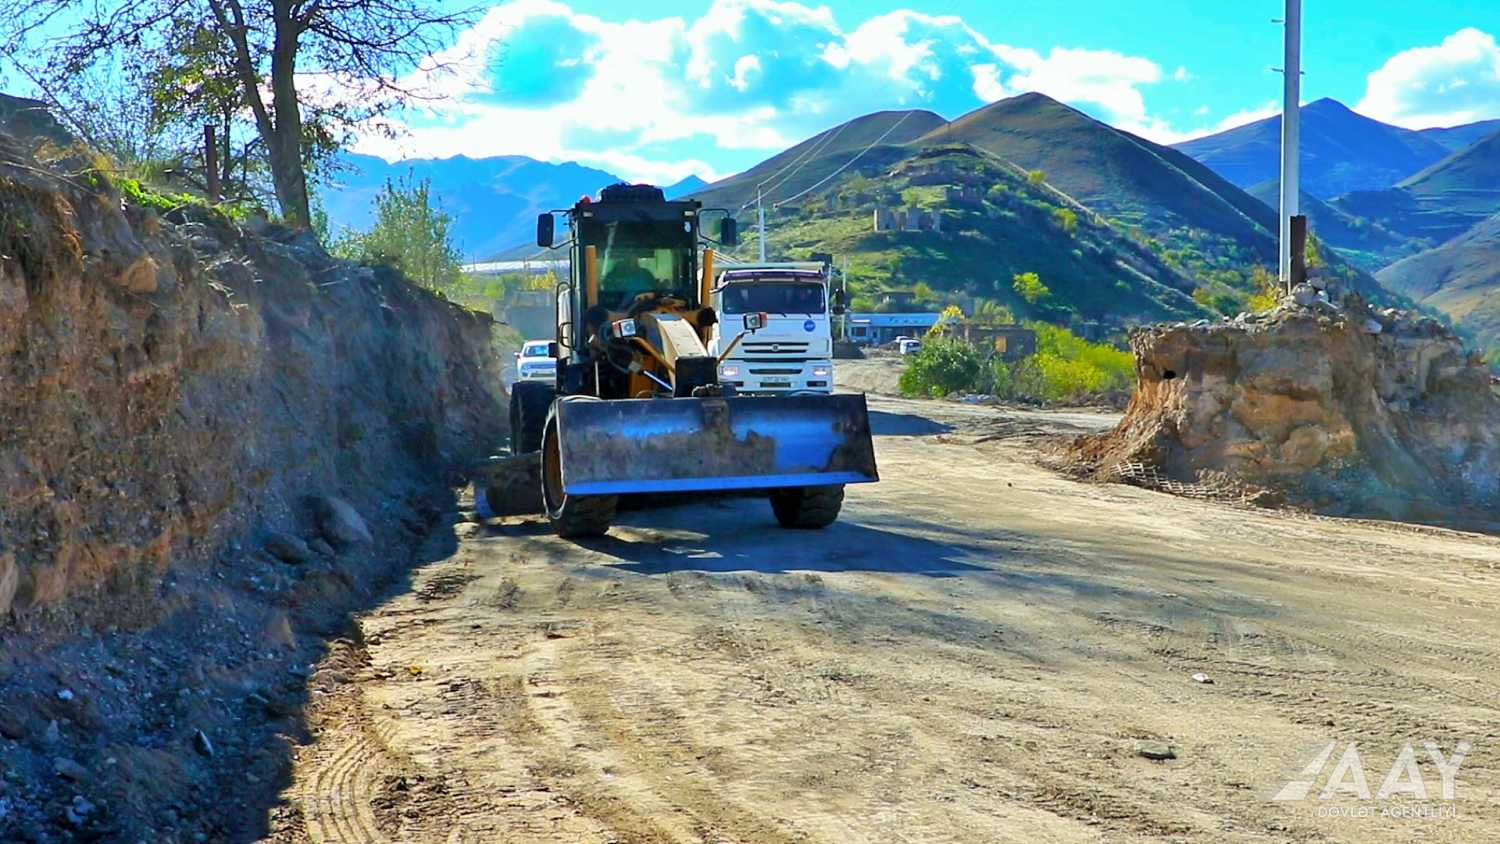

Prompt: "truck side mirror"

[742,312,767,332]
[546,341,559,358]
[537,213,554,248]
[720,217,738,246]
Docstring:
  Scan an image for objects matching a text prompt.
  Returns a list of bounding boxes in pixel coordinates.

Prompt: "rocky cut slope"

[1069,292,1500,522]
[0,129,506,626]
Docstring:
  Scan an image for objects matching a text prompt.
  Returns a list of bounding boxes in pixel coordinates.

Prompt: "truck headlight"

[812,365,830,377]
[719,365,741,378]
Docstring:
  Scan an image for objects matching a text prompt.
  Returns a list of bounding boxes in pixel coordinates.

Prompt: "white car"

[514,340,556,383]
[898,338,923,356]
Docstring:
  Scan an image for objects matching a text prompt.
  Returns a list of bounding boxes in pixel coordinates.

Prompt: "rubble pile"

[1071,285,1500,518]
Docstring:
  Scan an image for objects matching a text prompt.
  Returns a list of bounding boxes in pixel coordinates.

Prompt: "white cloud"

[1357,28,1500,128]
[354,0,1196,180]
[1173,65,1192,82]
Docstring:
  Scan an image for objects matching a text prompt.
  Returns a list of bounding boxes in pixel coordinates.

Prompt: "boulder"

[312,496,373,548]
[0,549,16,617]
[263,532,312,565]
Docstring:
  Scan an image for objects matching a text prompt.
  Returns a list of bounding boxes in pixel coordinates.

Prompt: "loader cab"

[549,184,702,308]
[537,184,717,399]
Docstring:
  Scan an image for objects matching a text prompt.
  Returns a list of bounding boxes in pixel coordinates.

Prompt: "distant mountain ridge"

[320,152,705,260]
[1172,98,1461,197]
[1332,130,1500,247]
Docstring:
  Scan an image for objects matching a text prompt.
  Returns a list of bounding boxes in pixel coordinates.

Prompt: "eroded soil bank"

[0,117,506,841]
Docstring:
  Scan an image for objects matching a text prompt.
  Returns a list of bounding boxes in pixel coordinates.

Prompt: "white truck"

[708,262,835,394]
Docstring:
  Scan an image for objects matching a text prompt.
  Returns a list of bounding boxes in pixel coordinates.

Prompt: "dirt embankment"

[1071,291,1500,519]
[0,139,504,623]
[0,123,505,840]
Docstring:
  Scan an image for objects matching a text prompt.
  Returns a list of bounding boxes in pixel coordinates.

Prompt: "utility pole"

[757,185,767,261]
[1278,0,1303,291]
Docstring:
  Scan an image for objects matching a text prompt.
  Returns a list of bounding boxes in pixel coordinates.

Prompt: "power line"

[737,122,848,212]
[771,111,915,209]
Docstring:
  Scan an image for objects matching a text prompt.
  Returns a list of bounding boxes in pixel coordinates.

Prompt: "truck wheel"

[541,406,616,538]
[510,380,554,454]
[769,485,844,529]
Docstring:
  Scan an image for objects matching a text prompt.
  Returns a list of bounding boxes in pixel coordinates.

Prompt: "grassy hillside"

[906,93,1406,308]
[728,143,1209,325]
[927,93,1277,245]
[1173,99,1451,196]
[1377,214,1500,346]
[1245,180,1420,270]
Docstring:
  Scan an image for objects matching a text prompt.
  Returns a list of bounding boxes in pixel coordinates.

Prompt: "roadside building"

[846,312,943,346]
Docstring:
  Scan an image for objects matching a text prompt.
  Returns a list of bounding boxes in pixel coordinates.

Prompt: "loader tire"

[541,403,616,538]
[769,485,844,529]
[510,380,554,454]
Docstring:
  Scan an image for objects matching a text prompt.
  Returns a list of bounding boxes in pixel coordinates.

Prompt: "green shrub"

[1012,271,1050,304]
[899,337,984,397]
[993,323,1135,404]
[1052,207,1078,234]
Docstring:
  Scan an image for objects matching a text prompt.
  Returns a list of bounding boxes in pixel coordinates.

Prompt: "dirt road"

[268,394,1500,843]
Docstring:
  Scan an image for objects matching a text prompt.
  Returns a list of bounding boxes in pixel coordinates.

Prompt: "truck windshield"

[581,219,696,308]
[721,282,826,315]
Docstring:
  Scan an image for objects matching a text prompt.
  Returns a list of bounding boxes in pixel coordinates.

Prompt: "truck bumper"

[720,360,834,395]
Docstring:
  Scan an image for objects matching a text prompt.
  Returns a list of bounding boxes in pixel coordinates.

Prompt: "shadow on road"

[869,409,953,436]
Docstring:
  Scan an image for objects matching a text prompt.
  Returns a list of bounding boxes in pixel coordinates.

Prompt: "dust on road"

[268,394,1500,843]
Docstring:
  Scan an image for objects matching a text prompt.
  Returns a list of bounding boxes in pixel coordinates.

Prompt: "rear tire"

[769,485,844,529]
[510,380,554,454]
[541,402,616,538]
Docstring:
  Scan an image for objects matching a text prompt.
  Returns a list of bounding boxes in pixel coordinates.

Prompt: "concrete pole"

[757,185,767,261]
[1279,0,1302,291]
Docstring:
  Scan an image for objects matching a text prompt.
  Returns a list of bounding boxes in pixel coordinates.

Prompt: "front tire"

[510,380,554,454]
[541,402,616,538]
[769,485,844,529]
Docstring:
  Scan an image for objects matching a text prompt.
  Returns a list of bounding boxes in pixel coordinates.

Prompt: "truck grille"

[742,341,810,356]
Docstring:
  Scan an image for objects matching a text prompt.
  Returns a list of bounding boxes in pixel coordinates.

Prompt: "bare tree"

[5,0,473,228]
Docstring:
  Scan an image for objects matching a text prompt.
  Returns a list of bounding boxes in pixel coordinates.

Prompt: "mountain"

[916,92,1278,249]
[322,152,624,259]
[1332,128,1500,246]
[1245,180,1420,270]
[1420,119,1500,152]
[691,109,947,208]
[1377,214,1500,346]
[696,92,1395,317]
[739,142,1209,324]
[1172,99,1453,197]
[664,175,708,197]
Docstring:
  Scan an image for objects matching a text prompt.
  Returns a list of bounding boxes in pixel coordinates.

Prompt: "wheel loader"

[487,183,878,538]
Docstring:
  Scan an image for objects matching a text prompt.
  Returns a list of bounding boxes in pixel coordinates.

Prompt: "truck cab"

[708,263,834,395]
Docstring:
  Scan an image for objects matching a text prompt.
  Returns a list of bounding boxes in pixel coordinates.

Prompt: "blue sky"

[357,0,1500,182]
